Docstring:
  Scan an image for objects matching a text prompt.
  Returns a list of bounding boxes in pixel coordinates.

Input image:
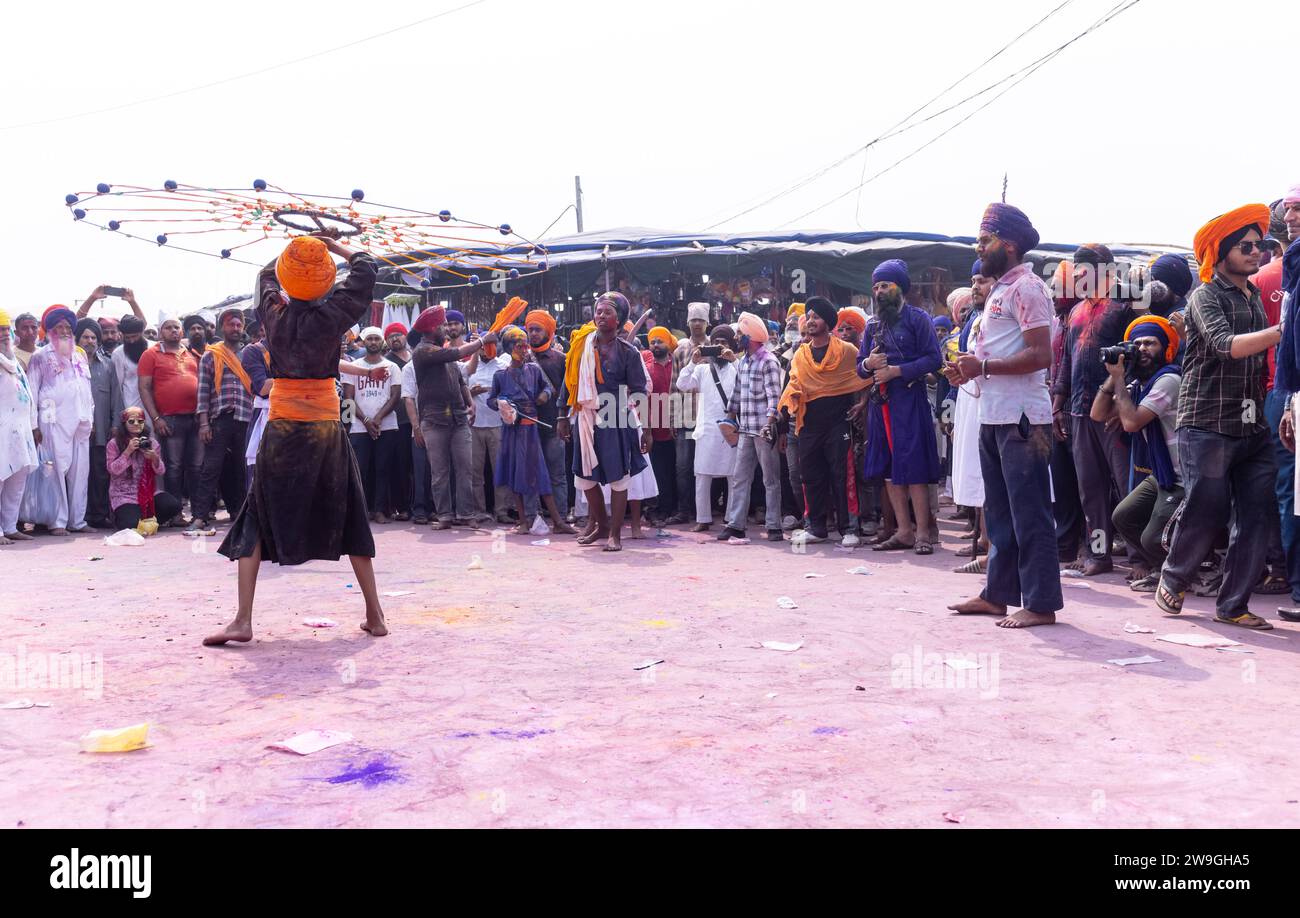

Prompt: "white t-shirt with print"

[974,262,1054,426]
[349,358,400,433]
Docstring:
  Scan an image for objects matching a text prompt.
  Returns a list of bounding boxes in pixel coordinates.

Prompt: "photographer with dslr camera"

[105,406,181,532]
[1091,318,1183,592]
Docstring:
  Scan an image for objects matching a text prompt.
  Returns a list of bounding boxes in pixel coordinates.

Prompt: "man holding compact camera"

[1051,244,1138,576]
[1090,317,1183,591]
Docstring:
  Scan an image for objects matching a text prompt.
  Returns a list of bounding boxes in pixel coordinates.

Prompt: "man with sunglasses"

[1155,206,1282,630]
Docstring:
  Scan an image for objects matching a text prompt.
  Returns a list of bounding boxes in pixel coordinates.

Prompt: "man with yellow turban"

[1154,204,1281,629]
[207,233,390,645]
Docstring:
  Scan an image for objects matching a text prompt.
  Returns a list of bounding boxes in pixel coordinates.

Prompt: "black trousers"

[192,413,248,522]
[389,423,414,515]
[649,438,676,517]
[1050,428,1085,561]
[798,417,850,538]
[87,444,111,525]
[350,428,401,515]
[113,492,182,529]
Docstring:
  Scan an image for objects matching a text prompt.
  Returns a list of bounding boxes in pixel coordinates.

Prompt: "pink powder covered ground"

[2,517,1298,828]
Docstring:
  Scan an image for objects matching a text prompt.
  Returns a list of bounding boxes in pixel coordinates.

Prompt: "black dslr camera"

[1099,341,1138,366]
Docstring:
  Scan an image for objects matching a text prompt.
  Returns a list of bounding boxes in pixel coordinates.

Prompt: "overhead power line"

[776,0,1143,228]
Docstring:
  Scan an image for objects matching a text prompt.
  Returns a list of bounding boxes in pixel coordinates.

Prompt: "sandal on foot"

[914,540,934,556]
[1253,574,1290,596]
[1155,579,1184,615]
[954,543,981,558]
[1215,611,1273,630]
[872,535,914,552]
[1129,572,1160,593]
[953,557,985,574]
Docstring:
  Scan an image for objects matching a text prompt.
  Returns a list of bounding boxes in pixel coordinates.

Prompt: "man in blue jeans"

[1156,204,1281,629]
[945,203,1061,628]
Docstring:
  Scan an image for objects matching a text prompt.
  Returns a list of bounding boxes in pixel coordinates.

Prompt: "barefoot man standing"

[944,204,1062,629]
[206,233,388,644]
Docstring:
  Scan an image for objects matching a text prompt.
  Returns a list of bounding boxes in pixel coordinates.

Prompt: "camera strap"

[708,362,730,406]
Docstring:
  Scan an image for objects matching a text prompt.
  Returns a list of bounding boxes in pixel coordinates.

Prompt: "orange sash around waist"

[268,378,340,422]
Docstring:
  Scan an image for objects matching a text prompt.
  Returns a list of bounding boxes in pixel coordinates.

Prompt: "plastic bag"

[104,529,146,547]
[135,517,159,537]
[21,444,62,527]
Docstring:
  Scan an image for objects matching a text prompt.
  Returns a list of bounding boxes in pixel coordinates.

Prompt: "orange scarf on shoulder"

[209,342,253,394]
[778,337,868,434]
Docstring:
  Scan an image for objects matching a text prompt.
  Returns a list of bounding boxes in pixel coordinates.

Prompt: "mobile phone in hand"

[103,286,127,298]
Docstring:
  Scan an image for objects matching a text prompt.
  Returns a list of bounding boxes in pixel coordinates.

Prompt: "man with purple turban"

[20,306,94,535]
[944,204,1061,629]
[859,260,943,555]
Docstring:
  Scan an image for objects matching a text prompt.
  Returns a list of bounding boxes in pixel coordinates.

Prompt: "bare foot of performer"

[208,233,391,645]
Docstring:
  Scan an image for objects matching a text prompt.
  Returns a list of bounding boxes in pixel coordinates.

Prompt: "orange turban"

[1124,315,1180,365]
[648,326,677,350]
[835,308,867,334]
[276,237,337,301]
[525,309,556,338]
[1192,204,1270,284]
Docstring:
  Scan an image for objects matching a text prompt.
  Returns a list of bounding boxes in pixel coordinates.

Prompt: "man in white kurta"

[0,313,39,542]
[21,309,94,534]
[676,329,740,531]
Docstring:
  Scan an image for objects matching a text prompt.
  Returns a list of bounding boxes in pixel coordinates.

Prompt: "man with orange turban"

[208,233,390,646]
[1154,205,1282,629]
[640,326,680,523]
[834,308,867,346]
[525,308,569,523]
[1090,315,1183,591]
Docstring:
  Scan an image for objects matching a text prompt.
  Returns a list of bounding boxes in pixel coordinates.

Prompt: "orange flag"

[483,296,529,359]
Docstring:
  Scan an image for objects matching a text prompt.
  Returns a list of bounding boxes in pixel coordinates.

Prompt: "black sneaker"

[1279,607,1300,623]
[766,529,784,542]
[716,526,744,541]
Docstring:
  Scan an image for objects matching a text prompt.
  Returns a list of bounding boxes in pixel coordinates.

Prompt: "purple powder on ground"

[325,758,403,788]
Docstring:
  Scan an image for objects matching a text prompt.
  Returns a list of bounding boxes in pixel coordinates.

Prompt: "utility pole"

[1002,173,1008,204]
[574,176,584,233]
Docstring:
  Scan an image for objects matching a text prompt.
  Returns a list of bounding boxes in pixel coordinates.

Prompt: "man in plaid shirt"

[717,312,784,542]
[189,309,254,532]
[1156,205,1282,629]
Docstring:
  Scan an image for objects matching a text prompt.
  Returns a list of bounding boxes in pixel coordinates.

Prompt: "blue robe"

[573,337,649,485]
[858,305,942,486]
[488,362,554,496]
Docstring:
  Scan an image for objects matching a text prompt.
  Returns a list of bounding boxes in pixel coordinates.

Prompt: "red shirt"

[137,344,200,417]
[1255,259,1284,392]
[641,351,675,441]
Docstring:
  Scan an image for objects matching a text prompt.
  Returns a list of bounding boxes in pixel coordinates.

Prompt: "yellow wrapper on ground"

[81,722,151,753]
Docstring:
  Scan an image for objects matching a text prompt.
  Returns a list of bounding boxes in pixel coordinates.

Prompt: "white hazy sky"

[5,0,1297,319]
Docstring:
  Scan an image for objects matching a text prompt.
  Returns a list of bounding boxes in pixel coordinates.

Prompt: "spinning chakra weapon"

[63,180,548,291]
